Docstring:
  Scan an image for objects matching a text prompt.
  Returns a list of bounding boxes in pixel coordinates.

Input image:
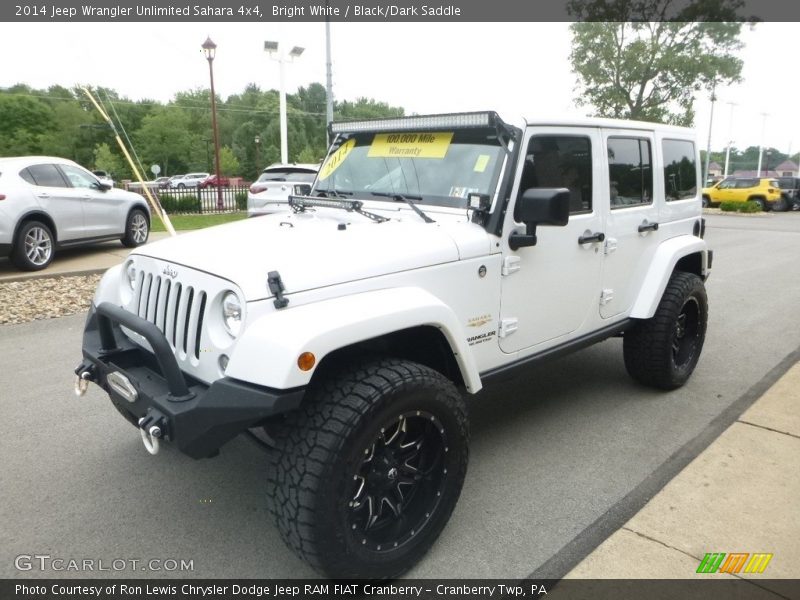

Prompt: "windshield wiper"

[371,192,435,224]
[289,196,389,223]
[314,188,353,198]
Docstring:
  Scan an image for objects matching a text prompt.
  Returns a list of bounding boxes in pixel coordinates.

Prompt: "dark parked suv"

[777,177,800,211]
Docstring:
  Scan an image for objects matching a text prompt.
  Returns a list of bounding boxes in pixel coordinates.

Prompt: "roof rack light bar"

[329,111,497,134]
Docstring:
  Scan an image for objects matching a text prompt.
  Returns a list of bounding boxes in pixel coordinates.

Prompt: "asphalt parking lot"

[1,212,799,579]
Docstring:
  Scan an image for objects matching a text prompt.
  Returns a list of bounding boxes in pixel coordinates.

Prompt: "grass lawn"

[150,212,248,232]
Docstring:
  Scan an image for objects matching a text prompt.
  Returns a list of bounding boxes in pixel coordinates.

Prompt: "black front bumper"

[78,302,305,459]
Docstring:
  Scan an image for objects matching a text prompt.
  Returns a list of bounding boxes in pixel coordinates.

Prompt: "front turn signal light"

[297,352,316,372]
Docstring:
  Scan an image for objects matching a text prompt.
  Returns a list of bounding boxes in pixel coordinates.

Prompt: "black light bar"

[329,111,499,134]
[290,196,360,211]
[288,195,390,223]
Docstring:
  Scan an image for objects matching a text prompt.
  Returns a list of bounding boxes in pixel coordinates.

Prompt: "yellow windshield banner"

[318,138,356,180]
[368,132,454,159]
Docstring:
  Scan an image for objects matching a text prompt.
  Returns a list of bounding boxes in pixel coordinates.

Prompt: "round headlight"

[222,292,243,337]
[125,262,137,290]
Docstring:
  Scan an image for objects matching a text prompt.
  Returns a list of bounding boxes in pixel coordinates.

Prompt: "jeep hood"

[134,211,491,300]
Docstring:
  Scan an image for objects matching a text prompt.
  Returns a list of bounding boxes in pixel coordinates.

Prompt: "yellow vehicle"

[702,177,782,210]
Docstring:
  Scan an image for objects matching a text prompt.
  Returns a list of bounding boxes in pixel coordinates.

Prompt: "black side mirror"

[509,188,570,250]
[94,182,111,191]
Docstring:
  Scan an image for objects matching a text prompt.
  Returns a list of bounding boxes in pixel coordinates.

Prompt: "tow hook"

[73,363,96,397]
[138,410,168,456]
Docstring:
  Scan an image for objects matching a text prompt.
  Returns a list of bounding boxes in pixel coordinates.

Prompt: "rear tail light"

[250,184,267,194]
[0,194,5,201]
[768,188,776,193]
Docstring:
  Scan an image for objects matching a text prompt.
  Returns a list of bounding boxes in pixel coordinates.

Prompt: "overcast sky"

[1,22,798,155]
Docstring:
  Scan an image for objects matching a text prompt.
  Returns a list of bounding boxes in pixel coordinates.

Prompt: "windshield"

[314,129,506,208]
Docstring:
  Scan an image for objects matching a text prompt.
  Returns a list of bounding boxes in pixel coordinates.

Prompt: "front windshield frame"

[313,128,508,210]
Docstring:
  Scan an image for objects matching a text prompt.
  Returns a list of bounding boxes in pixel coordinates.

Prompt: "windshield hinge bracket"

[267,271,289,309]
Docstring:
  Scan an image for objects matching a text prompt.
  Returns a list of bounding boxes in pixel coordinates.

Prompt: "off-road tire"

[266,357,469,579]
[623,271,708,390]
[749,197,767,211]
[772,196,789,212]
[12,220,55,271]
[121,208,149,248]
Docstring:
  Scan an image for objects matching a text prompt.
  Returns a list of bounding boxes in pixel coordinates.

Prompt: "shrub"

[718,200,762,213]
[158,193,201,214]
[235,191,248,211]
[740,200,762,213]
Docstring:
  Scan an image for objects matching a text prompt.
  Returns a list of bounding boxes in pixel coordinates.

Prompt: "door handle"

[638,222,659,233]
[578,231,605,244]
[36,193,50,198]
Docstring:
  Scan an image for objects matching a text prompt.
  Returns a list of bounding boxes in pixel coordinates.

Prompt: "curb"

[527,344,800,580]
[0,268,109,284]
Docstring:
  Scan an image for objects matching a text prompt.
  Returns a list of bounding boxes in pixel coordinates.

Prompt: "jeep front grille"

[133,273,207,360]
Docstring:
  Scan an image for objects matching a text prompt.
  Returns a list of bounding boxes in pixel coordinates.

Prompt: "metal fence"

[123,183,250,214]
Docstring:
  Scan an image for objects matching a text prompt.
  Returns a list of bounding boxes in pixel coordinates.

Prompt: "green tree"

[38,96,97,164]
[335,97,404,120]
[134,107,197,176]
[0,93,54,155]
[568,0,746,126]
[218,145,240,175]
[93,142,126,178]
[297,146,321,164]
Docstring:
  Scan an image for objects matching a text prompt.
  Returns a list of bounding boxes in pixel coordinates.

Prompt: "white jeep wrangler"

[76,112,710,579]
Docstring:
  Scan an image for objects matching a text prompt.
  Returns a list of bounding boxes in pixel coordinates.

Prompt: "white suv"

[0,157,150,270]
[77,112,711,579]
[247,163,319,216]
[168,173,209,189]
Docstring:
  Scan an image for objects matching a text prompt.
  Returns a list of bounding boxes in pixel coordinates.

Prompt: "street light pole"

[202,36,224,211]
[265,41,304,165]
[723,102,736,178]
[756,112,769,178]
[703,81,717,185]
[254,135,261,178]
[325,3,334,144]
[278,56,288,164]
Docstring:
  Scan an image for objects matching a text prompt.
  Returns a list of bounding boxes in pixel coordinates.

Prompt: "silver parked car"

[247,163,319,216]
[0,156,151,271]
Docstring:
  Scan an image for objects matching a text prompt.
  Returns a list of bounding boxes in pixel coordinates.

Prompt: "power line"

[0,89,329,118]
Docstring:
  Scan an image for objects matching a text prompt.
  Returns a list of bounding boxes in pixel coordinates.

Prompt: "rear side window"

[662,139,697,201]
[19,169,36,184]
[608,137,652,208]
[735,179,756,189]
[24,164,69,187]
